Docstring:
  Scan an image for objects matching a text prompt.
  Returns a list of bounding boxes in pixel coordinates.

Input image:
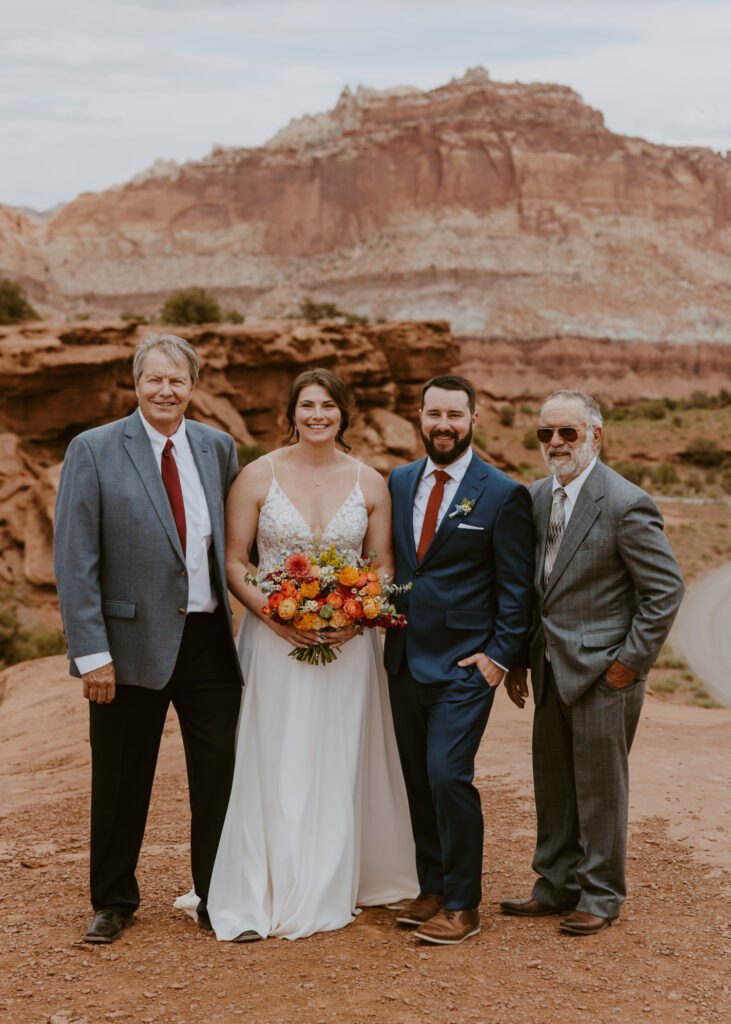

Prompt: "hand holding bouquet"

[248,545,409,665]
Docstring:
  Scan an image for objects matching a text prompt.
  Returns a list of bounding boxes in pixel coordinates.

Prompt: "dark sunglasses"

[536,426,579,444]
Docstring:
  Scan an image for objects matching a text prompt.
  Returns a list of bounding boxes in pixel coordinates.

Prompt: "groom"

[385,375,534,944]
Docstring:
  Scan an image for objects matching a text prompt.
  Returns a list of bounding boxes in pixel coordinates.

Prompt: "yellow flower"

[278,598,298,621]
[337,565,360,587]
[362,597,380,619]
[299,581,320,599]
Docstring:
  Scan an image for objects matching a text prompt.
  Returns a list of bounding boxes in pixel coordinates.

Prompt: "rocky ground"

[1,656,729,1024]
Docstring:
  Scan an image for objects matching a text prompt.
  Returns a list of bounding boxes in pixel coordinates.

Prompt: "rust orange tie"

[417,470,450,561]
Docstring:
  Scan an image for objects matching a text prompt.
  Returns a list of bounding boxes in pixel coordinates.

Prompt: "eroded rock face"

[1,69,729,342]
[0,318,457,589]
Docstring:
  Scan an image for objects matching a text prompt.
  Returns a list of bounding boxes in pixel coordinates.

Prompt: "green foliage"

[519,404,534,415]
[0,588,65,670]
[472,426,488,450]
[120,311,149,323]
[224,310,245,324]
[237,442,267,467]
[652,675,679,693]
[654,643,687,670]
[160,287,221,325]
[721,468,731,495]
[681,438,726,468]
[636,399,667,420]
[652,462,679,487]
[612,461,647,487]
[522,429,539,451]
[498,404,515,427]
[296,296,369,324]
[0,278,41,324]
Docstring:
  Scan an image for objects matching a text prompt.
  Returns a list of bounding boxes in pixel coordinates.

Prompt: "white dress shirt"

[551,456,598,528]
[412,447,474,547]
[76,412,216,675]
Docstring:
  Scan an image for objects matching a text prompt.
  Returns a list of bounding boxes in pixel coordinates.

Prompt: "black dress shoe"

[233,929,262,943]
[83,909,135,944]
[196,908,213,931]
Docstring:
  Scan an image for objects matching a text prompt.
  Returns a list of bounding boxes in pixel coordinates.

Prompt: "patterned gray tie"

[543,487,567,586]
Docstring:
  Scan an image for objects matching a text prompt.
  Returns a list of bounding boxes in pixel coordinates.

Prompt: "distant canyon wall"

[1,68,730,343]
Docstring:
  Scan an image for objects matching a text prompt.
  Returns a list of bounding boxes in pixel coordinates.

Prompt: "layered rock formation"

[1,68,729,343]
[0,318,456,589]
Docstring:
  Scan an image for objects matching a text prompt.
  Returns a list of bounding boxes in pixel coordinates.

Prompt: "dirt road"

[1,656,729,1024]
[671,562,731,706]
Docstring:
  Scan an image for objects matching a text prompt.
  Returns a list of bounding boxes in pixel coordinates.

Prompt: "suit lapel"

[542,462,605,600]
[401,458,426,566]
[418,452,490,568]
[123,410,185,563]
[533,478,553,593]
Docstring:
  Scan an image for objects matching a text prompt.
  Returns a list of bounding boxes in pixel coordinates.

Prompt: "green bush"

[499,404,515,427]
[522,429,539,450]
[0,278,41,324]
[613,461,647,486]
[652,675,679,693]
[0,588,65,670]
[161,287,221,325]
[120,311,149,323]
[236,442,267,467]
[224,310,245,324]
[472,427,488,450]
[682,438,726,468]
[721,468,731,495]
[637,399,667,420]
[296,296,369,324]
[653,462,679,487]
[654,643,687,670]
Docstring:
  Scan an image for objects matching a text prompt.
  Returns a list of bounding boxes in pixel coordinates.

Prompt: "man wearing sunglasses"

[501,389,684,935]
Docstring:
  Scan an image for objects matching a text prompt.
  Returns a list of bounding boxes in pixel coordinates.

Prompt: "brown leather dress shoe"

[559,910,618,935]
[396,892,444,927]
[500,897,562,917]
[414,908,480,945]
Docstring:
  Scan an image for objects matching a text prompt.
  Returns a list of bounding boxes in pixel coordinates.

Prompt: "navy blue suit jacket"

[384,452,535,684]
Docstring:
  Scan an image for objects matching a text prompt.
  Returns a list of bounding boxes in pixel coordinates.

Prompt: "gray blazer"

[54,410,241,690]
[529,460,684,705]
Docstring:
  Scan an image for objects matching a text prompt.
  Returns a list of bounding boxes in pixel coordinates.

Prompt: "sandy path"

[671,562,731,706]
[1,656,730,1024]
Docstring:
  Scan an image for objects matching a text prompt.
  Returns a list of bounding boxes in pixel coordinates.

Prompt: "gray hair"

[540,389,603,430]
[132,334,200,385]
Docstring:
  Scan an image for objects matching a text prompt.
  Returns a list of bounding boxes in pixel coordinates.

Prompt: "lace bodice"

[256,456,369,573]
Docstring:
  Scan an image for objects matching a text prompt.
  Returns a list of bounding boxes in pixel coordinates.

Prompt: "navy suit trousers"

[388,663,496,909]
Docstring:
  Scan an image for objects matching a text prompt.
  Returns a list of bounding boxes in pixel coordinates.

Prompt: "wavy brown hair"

[282,368,353,452]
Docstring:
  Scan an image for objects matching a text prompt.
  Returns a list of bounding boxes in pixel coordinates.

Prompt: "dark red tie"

[161,439,186,555]
[417,470,450,561]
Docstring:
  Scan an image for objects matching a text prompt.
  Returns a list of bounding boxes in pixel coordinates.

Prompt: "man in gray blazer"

[501,389,684,935]
[54,334,243,944]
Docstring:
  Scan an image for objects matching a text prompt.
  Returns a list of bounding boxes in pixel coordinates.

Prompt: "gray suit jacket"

[529,460,684,705]
[54,410,241,690]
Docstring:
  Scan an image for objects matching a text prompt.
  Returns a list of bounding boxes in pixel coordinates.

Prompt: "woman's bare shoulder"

[354,460,389,499]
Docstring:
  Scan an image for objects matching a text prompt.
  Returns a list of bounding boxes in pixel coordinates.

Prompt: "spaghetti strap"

[263,453,276,482]
[357,462,363,484]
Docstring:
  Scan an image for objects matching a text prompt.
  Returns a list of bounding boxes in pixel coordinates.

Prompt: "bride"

[179,368,418,940]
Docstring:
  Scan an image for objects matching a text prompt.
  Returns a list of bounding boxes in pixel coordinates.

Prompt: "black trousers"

[88,611,242,914]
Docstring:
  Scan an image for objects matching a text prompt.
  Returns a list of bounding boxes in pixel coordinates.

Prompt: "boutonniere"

[448,498,476,519]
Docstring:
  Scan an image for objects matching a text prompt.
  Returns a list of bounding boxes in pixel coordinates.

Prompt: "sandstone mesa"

[0,67,729,343]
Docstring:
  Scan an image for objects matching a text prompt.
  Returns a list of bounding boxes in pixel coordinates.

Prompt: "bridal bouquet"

[248,545,409,665]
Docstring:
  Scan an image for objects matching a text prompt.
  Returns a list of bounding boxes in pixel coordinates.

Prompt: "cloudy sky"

[2,0,730,210]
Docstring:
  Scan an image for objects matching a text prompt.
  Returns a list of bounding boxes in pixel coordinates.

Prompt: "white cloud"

[1,0,729,209]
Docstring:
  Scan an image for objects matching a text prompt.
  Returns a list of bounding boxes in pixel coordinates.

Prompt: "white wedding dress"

[176,459,418,940]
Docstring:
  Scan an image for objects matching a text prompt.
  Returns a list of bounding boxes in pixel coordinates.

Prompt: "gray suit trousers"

[531,664,645,919]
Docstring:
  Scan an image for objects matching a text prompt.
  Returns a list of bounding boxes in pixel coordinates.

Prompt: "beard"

[421,424,473,466]
[542,432,597,482]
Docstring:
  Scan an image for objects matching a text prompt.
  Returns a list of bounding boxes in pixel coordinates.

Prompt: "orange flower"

[261,605,271,616]
[362,597,380,619]
[280,581,298,599]
[330,608,349,629]
[285,551,311,582]
[278,597,298,620]
[364,582,381,595]
[328,592,344,609]
[299,580,320,599]
[337,565,360,587]
[366,571,379,582]
[343,598,363,620]
[268,592,284,608]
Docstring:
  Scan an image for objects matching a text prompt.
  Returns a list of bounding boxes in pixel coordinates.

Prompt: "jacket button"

[180,569,187,577]
[414,570,422,577]
[178,607,186,615]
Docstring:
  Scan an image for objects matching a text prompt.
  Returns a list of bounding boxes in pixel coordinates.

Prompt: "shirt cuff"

[76,652,113,675]
[487,656,508,674]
